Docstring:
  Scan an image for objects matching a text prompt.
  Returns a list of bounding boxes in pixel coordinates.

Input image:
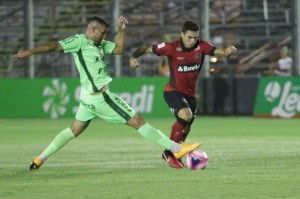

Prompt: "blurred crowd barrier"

[0,0,293,78]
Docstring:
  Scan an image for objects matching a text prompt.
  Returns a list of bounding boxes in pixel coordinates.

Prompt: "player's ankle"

[169,142,181,153]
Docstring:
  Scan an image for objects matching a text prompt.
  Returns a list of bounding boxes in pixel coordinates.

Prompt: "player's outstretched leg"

[137,122,200,168]
[28,127,75,170]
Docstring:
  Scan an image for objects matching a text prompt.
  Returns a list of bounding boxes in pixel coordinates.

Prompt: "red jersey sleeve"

[152,42,173,56]
[200,40,216,56]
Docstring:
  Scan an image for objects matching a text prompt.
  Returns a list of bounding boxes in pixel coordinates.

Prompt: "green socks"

[137,123,175,150]
[40,127,75,160]
[39,124,180,162]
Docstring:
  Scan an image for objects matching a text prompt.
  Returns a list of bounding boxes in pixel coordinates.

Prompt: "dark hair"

[182,21,199,33]
[89,16,109,27]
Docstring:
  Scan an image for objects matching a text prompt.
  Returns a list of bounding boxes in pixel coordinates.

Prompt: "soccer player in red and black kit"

[130,21,237,169]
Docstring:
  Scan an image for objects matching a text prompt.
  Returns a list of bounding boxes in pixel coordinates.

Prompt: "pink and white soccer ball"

[186,150,208,170]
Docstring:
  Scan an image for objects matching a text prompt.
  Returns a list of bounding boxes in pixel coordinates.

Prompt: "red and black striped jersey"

[153,39,216,97]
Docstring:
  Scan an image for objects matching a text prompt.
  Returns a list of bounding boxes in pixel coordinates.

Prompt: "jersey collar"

[180,39,199,52]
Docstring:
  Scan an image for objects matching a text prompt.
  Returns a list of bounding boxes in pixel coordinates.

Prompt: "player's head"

[181,21,199,49]
[182,21,199,33]
[86,17,109,45]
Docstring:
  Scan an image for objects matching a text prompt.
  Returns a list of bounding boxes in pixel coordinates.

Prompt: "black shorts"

[163,91,197,116]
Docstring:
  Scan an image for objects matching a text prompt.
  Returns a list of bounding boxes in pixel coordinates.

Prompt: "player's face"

[181,30,199,49]
[92,23,107,45]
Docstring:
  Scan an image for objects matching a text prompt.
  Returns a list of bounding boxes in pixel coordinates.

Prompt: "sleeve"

[101,40,117,54]
[200,40,216,56]
[59,35,82,53]
[152,42,173,56]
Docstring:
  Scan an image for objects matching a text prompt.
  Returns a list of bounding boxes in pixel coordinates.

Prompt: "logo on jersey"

[177,57,185,60]
[177,63,201,73]
[176,47,182,52]
[157,42,165,49]
[194,53,201,60]
[94,56,101,63]
[61,36,78,45]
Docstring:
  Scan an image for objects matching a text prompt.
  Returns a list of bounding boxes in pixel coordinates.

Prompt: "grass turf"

[0,117,299,199]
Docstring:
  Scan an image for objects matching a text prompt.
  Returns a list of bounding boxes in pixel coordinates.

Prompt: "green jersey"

[59,34,116,94]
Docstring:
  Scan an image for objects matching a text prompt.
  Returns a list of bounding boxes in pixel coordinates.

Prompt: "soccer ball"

[186,150,208,170]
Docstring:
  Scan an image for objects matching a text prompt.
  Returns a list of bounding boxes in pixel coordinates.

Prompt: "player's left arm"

[214,45,237,58]
[112,15,128,55]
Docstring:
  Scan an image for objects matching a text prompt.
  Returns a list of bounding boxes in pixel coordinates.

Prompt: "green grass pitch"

[0,117,299,199]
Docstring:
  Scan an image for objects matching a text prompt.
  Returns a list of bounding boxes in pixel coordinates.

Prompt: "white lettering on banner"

[271,81,300,118]
[117,85,154,113]
[265,81,281,102]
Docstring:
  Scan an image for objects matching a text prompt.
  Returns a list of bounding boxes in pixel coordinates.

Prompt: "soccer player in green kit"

[13,16,200,170]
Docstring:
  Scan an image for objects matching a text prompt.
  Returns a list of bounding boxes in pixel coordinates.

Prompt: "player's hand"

[130,57,139,68]
[13,49,31,60]
[117,15,128,31]
[225,45,237,57]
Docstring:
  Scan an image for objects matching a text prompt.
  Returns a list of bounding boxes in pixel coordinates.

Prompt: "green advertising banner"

[254,77,300,118]
[0,77,172,118]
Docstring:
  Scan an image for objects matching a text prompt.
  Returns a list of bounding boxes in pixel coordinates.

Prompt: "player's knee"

[178,108,193,123]
[70,120,90,137]
[135,116,145,127]
[178,114,193,123]
[127,113,145,129]
[69,127,80,137]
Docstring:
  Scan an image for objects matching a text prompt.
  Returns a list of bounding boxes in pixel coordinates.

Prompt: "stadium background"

[1,2,299,199]
[0,0,299,118]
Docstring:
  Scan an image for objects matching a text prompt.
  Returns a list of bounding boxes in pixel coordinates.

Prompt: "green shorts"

[75,89,135,124]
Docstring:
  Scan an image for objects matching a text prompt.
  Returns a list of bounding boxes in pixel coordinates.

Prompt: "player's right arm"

[129,46,153,68]
[13,41,63,60]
